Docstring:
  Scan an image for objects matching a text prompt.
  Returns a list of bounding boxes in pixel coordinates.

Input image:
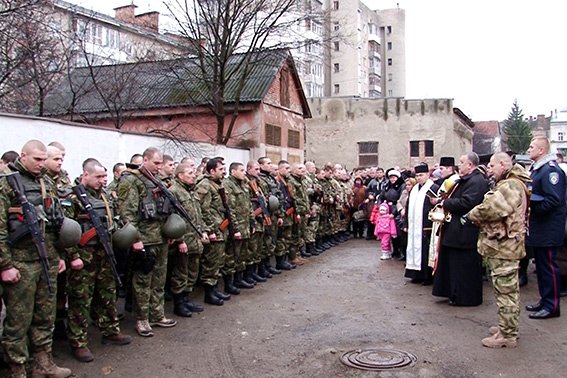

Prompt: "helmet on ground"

[57,217,81,248]
[112,222,139,250]
[162,213,186,239]
[268,195,280,212]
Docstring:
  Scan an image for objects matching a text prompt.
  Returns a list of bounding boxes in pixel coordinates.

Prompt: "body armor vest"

[77,193,113,246]
[136,173,171,221]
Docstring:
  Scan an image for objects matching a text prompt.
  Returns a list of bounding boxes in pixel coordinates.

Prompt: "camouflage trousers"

[248,231,264,264]
[132,243,168,322]
[263,222,278,259]
[222,238,249,275]
[200,240,226,286]
[171,251,201,295]
[486,257,520,339]
[67,247,120,348]
[291,217,307,248]
[2,258,59,364]
[304,215,319,243]
[275,226,292,258]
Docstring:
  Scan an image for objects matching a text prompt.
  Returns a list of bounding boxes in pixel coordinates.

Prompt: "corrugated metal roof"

[44,49,310,117]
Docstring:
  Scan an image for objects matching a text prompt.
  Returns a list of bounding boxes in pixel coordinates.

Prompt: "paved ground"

[3,238,566,377]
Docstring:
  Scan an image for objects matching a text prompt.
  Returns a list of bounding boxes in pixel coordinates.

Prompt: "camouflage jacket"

[168,179,205,254]
[0,160,65,269]
[116,169,165,246]
[288,174,310,215]
[194,174,228,241]
[258,170,283,218]
[46,169,73,198]
[246,174,267,232]
[320,177,337,207]
[468,164,531,260]
[224,175,254,239]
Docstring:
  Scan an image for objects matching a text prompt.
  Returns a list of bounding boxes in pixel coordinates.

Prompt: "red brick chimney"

[135,11,159,32]
[114,4,137,24]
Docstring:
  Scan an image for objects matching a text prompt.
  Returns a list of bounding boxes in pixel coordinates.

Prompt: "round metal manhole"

[340,348,417,371]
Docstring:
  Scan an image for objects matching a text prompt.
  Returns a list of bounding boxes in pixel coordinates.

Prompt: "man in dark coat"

[524,136,566,319]
[431,152,489,306]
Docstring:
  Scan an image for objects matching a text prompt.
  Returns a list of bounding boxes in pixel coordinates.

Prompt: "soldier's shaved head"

[143,147,162,159]
[175,163,194,177]
[491,152,512,168]
[83,159,104,174]
[47,145,62,158]
[21,140,46,155]
[48,141,65,151]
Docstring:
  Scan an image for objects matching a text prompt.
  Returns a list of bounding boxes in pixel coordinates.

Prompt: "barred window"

[288,130,300,149]
[265,124,282,146]
[358,142,378,166]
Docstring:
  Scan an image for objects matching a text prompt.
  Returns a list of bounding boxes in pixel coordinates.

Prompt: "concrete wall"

[305,97,473,169]
[0,113,249,182]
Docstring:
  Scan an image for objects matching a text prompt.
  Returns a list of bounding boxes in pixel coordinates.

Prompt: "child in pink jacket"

[371,202,398,260]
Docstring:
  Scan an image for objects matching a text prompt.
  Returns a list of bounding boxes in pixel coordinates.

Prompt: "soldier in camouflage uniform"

[304,162,322,255]
[223,162,257,290]
[0,140,72,377]
[274,160,300,269]
[107,162,125,197]
[468,152,530,348]
[257,158,284,274]
[64,159,132,362]
[116,147,177,338]
[329,166,346,242]
[319,165,338,249]
[288,163,311,262]
[168,163,208,317]
[194,158,231,305]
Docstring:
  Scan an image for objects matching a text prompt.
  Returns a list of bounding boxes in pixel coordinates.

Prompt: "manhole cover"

[340,348,417,371]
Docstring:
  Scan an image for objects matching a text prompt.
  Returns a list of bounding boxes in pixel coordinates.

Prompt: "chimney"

[114,4,137,24]
[135,11,160,32]
[537,114,545,127]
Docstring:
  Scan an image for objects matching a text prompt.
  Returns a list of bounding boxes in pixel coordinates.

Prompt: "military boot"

[182,293,204,313]
[307,242,319,256]
[234,271,254,289]
[300,244,312,258]
[265,257,282,275]
[243,266,257,285]
[481,332,518,348]
[223,275,241,295]
[203,284,224,306]
[314,239,325,253]
[322,236,333,249]
[173,293,192,317]
[250,264,267,282]
[213,283,231,301]
[32,351,72,378]
[257,261,272,279]
[275,255,292,270]
[9,363,26,378]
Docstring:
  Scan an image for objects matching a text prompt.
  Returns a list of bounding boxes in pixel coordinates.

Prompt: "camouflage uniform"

[329,177,344,234]
[303,173,320,245]
[468,164,531,339]
[257,170,282,261]
[275,175,294,259]
[64,186,122,348]
[319,177,336,238]
[223,175,253,275]
[0,160,66,365]
[116,168,168,322]
[194,174,228,286]
[168,179,204,295]
[288,173,309,255]
[247,175,267,265]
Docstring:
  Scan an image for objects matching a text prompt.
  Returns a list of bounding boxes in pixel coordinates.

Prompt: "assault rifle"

[5,172,53,293]
[218,186,236,237]
[248,180,272,226]
[72,184,122,287]
[138,166,201,236]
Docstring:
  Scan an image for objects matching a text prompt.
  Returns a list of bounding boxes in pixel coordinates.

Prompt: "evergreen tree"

[503,100,532,153]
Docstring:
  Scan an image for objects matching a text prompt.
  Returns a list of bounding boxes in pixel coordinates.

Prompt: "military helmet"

[268,195,280,212]
[306,187,315,196]
[56,217,81,248]
[112,223,139,250]
[162,213,186,239]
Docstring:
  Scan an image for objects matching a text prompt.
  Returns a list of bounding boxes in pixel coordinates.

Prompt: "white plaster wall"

[0,113,249,181]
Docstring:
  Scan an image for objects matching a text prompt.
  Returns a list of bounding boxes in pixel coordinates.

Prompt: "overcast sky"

[67,0,567,121]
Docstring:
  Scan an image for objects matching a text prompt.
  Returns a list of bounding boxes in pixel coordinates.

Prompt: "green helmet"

[162,213,186,239]
[268,195,280,212]
[56,217,81,248]
[112,223,139,250]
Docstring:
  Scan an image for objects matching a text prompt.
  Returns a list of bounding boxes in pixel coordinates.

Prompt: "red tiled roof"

[474,121,499,136]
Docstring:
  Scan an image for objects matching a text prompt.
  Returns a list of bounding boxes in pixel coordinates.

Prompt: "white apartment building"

[550,108,567,155]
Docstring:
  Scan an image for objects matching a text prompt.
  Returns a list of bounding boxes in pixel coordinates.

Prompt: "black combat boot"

[173,293,192,317]
[285,255,297,269]
[213,283,231,301]
[203,284,224,306]
[223,275,241,295]
[182,293,204,313]
[250,264,267,282]
[234,271,254,289]
[257,261,272,279]
[243,266,257,285]
[307,242,320,256]
[300,244,312,258]
[275,255,292,270]
[265,257,282,275]
[322,236,333,249]
[315,239,325,253]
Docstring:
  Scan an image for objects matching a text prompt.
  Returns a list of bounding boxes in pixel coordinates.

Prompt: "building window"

[410,140,434,158]
[387,58,392,66]
[387,25,392,34]
[280,67,290,107]
[388,73,392,81]
[559,132,564,141]
[334,21,340,31]
[388,89,393,96]
[265,124,282,146]
[333,63,340,73]
[387,42,392,50]
[333,1,339,10]
[334,41,340,51]
[334,84,340,94]
[288,130,300,149]
[358,142,379,166]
